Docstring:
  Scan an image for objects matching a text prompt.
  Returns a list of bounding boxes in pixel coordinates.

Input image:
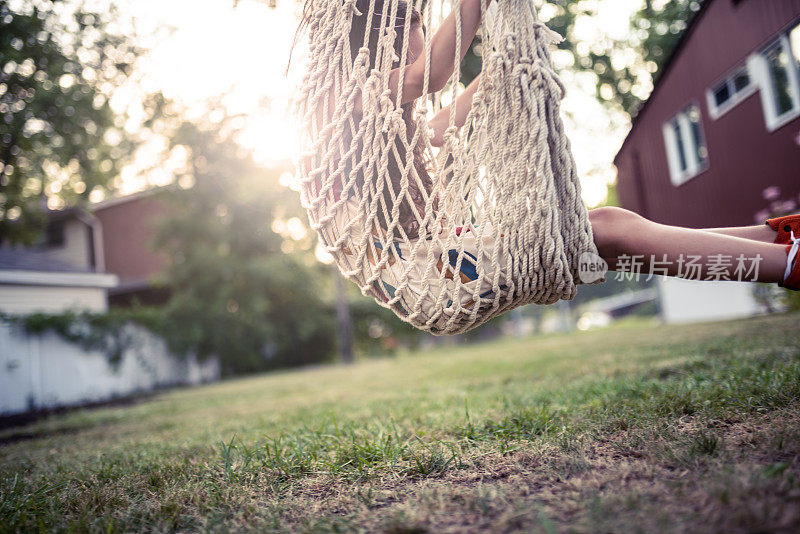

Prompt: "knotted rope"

[296,0,601,334]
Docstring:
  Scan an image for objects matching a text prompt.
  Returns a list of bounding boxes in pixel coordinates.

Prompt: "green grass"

[1,313,800,532]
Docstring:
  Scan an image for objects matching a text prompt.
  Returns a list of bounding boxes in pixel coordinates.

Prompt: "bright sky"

[113,0,641,207]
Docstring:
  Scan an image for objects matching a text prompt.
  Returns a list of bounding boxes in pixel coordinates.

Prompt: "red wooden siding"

[615,0,800,228]
[93,194,169,291]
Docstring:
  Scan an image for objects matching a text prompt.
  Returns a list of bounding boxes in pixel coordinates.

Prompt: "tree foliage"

[0,0,138,243]
[577,0,701,116]
[459,0,699,116]
[149,112,338,375]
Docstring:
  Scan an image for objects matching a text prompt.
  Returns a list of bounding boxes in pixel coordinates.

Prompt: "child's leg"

[701,225,776,243]
[588,207,788,283]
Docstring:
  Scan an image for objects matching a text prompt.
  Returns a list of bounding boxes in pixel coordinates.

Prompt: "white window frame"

[749,28,800,132]
[706,65,757,119]
[662,103,708,186]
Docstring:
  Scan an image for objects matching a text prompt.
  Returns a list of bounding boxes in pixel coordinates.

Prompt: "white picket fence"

[0,320,220,416]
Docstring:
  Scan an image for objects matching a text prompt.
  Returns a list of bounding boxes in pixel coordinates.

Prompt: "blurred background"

[1,0,799,417]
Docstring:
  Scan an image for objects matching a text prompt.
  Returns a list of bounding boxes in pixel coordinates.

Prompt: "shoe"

[766,213,800,245]
[779,230,800,291]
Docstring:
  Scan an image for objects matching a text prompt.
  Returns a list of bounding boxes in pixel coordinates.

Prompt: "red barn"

[614,0,800,228]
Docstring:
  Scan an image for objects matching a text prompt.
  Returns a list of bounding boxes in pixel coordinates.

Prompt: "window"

[749,22,800,131]
[792,23,800,62]
[662,104,708,186]
[707,66,755,118]
[45,221,65,247]
[765,42,795,115]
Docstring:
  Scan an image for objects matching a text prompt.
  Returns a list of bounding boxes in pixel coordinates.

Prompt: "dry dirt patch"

[264,411,800,532]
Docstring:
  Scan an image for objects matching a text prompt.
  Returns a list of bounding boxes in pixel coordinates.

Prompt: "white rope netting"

[296,0,601,335]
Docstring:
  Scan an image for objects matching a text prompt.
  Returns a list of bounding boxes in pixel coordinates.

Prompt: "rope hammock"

[295,0,602,335]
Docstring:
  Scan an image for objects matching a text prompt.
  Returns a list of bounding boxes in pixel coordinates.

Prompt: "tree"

[151,113,337,375]
[512,0,698,117]
[0,0,139,243]
[455,0,699,117]
[580,0,700,116]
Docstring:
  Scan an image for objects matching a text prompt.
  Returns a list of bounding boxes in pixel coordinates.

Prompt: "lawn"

[1,312,799,532]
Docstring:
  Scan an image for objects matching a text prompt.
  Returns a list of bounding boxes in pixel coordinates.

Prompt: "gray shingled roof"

[0,248,92,273]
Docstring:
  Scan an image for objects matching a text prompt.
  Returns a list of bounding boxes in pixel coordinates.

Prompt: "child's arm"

[427,74,481,147]
[392,0,489,105]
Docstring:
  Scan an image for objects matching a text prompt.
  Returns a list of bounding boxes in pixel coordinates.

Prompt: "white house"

[0,208,116,315]
[656,277,767,324]
[0,249,118,314]
[0,206,220,416]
